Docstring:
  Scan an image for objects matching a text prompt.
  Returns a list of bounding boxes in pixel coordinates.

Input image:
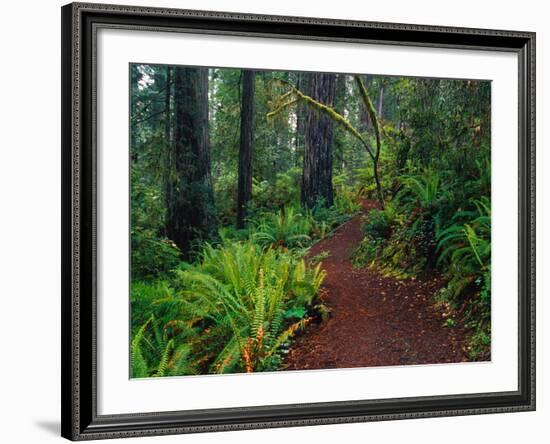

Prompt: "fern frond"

[130,316,153,378]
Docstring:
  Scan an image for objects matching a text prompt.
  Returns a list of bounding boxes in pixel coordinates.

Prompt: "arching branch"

[267,78,376,162]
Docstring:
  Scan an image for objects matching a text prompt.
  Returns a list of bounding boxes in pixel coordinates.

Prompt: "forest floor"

[284,200,470,370]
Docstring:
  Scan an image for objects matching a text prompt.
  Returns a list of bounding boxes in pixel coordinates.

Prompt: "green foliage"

[354,199,434,278]
[444,318,457,328]
[310,250,330,265]
[130,239,326,376]
[130,161,179,280]
[435,198,491,357]
[131,228,181,280]
[268,76,385,206]
[250,167,302,216]
[309,195,358,238]
[252,207,312,249]
[399,169,440,208]
[130,315,198,378]
[248,184,359,251]
[361,209,391,240]
[169,240,326,373]
[333,173,362,215]
[466,324,491,360]
[437,197,491,273]
[130,63,493,369]
[213,170,238,225]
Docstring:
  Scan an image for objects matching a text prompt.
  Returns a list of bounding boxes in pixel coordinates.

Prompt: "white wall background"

[0,0,545,443]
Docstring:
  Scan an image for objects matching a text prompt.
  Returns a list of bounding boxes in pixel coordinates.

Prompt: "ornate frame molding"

[61,2,535,440]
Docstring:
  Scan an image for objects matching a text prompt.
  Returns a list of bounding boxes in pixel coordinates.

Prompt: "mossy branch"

[354,75,381,161]
[267,78,375,161]
[267,77,384,207]
[266,98,298,120]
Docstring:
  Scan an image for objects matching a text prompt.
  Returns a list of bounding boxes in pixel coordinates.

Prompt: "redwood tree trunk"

[294,72,309,167]
[165,66,217,259]
[333,73,347,172]
[236,70,255,229]
[301,72,336,208]
[162,66,172,238]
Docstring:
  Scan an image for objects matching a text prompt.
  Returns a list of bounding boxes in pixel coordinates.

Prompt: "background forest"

[130,64,491,377]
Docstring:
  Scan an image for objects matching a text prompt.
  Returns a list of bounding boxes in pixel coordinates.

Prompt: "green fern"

[399,169,440,207]
[170,240,325,374]
[252,207,312,249]
[130,315,198,378]
[131,316,153,378]
[435,196,491,306]
[436,196,490,271]
[155,339,174,377]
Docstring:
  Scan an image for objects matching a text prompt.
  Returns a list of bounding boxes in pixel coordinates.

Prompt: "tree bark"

[130,66,139,163]
[164,66,171,144]
[236,70,255,229]
[301,72,336,209]
[376,86,384,119]
[295,72,309,167]
[165,66,218,259]
[333,74,347,173]
[162,66,172,237]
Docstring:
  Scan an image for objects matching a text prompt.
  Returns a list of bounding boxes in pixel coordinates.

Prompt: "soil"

[284,200,469,370]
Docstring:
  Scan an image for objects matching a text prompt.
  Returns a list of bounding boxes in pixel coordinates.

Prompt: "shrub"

[333,173,362,215]
[436,196,491,300]
[436,197,491,359]
[362,209,391,240]
[250,167,302,216]
[131,315,198,378]
[141,240,326,374]
[130,228,181,280]
[353,203,434,277]
[252,207,312,249]
[213,170,238,225]
[399,168,440,208]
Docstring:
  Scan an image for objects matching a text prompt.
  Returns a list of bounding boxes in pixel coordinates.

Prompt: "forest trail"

[285,200,469,370]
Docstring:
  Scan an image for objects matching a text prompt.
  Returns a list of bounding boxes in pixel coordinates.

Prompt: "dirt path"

[284,200,469,370]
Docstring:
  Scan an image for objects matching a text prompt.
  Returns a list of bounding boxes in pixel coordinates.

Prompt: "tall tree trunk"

[295,72,309,167]
[376,86,384,119]
[236,70,255,229]
[130,66,139,163]
[162,66,172,237]
[301,72,336,209]
[165,66,217,259]
[333,74,347,174]
[151,66,165,127]
[164,67,171,144]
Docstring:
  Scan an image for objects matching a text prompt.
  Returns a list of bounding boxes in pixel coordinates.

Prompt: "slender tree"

[376,85,384,119]
[236,70,256,229]
[301,72,336,208]
[355,76,384,207]
[165,66,218,259]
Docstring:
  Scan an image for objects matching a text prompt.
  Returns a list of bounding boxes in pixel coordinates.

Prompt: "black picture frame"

[61,2,536,440]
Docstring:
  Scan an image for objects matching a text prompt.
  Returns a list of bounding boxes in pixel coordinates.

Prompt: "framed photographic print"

[61,2,536,440]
